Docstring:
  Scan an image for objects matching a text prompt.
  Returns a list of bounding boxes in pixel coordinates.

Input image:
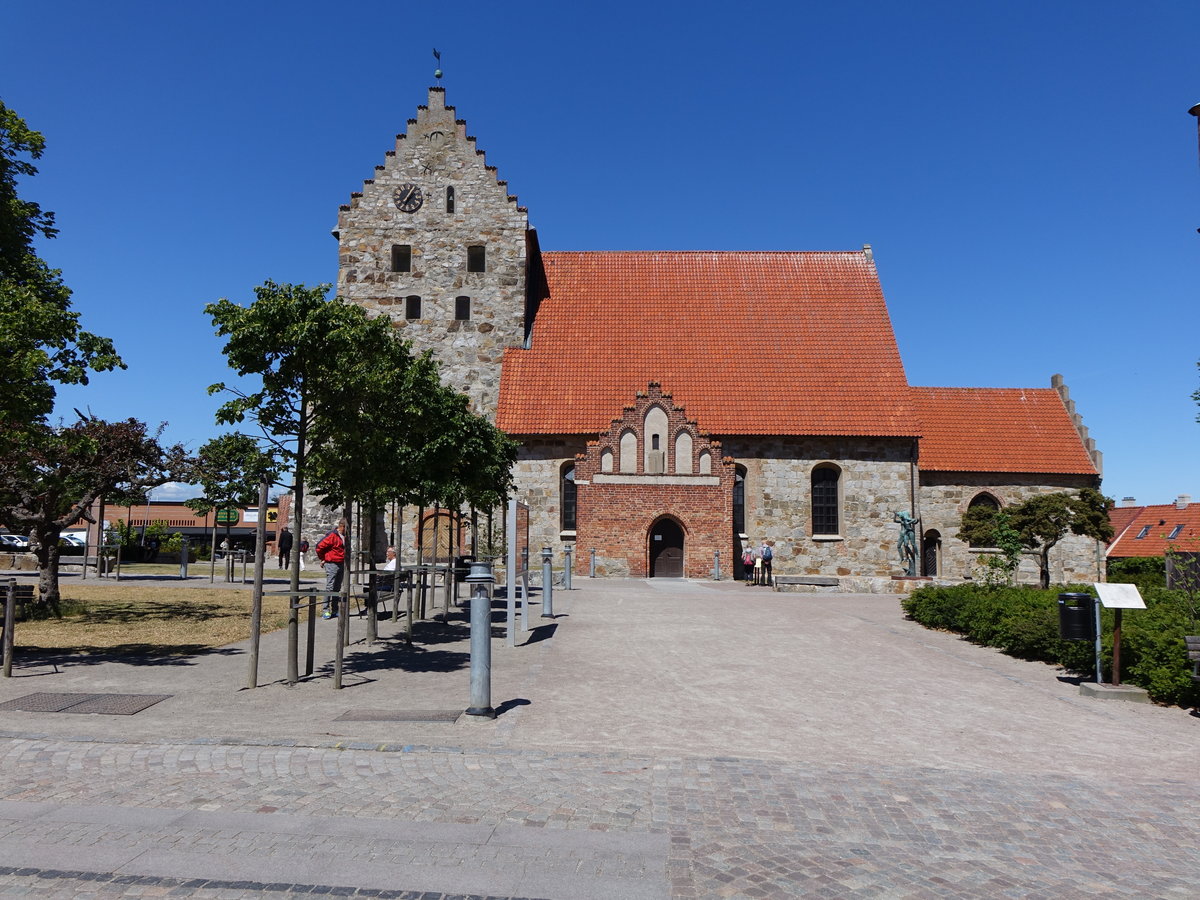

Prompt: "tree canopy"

[958,488,1113,588]
[0,416,192,606]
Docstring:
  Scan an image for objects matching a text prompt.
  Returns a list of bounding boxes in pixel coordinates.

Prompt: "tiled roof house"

[327,87,1106,589]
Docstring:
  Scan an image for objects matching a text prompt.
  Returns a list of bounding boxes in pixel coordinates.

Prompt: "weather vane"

[433,48,442,82]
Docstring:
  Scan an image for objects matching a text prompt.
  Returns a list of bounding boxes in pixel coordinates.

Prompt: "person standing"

[759,540,773,587]
[298,537,309,570]
[316,519,348,619]
[277,526,293,569]
[742,543,756,585]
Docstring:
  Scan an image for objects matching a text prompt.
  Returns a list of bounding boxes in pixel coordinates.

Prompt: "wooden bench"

[1,583,37,635]
[1186,636,1200,685]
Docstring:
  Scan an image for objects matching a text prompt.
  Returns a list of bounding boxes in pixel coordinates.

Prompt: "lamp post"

[465,560,495,718]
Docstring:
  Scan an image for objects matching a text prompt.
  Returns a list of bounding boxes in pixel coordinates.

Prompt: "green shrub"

[902,582,1200,707]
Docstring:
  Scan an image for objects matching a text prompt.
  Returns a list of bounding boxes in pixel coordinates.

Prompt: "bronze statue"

[894,510,919,576]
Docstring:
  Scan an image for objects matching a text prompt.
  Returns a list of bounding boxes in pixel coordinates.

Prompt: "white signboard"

[243,508,259,524]
[1093,583,1146,610]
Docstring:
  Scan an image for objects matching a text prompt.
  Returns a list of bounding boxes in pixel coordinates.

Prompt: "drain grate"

[335,709,461,723]
[0,692,104,712]
[0,692,171,716]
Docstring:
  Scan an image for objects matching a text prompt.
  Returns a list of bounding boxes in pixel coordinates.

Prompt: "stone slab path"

[0,578,1196,897]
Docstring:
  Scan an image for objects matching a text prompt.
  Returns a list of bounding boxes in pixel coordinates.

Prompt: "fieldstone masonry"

[308,85,1108,587]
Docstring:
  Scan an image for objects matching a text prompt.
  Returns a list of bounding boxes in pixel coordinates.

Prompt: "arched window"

[600,448,613,472]
[698,450,712,475]
[733,466,747,534]
[405,295,421,320]
[811,465,841,536]
[619,430,637,472]
[644,406,668,473]
[675,431,693,474]
[561,464,576,531]
[965,493,1001,547]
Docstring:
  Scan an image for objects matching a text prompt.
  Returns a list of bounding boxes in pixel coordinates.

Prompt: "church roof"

[911,387,1098,475]
[497,250,918,437]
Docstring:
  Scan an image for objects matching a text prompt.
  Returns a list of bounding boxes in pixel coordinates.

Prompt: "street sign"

[215,508,239,525]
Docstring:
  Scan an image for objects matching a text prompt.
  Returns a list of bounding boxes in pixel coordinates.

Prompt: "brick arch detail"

[574,382,735,578]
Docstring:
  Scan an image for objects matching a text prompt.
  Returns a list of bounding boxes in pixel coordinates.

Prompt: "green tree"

[206,281,406,592]
[0,417,192,607]
[186,434,280,557]
[0,100,122,432]
[958,508,1025,587]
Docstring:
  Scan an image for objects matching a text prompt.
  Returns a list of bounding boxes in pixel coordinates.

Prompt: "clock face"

[393,184,424,213]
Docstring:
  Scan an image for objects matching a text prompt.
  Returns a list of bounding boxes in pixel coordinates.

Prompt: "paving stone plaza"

[0,577,1196,898]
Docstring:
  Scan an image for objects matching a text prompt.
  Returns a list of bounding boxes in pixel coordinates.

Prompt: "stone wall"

[720,436,918,578]
[918,471,1104,584]
[335,86,529,421]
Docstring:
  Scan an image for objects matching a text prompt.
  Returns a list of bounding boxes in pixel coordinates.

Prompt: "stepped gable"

[497,249,916,437]
[912,386,1099,475]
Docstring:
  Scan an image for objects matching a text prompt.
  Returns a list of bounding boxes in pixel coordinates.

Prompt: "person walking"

[298,537,309,570]
[277,527,293,570]
[315,519,348,619]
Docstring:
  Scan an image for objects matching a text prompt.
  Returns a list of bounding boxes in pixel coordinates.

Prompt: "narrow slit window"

[405,295,421,320]
[391,244,411,272]
[446,186,455,213]
[467,245,486,272]
[455,296,471,320]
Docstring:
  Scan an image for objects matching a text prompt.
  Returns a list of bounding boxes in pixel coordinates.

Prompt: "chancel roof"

[497,250,917,437]
[911,387,1098,475]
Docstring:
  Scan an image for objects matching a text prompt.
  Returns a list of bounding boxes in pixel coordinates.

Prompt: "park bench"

[1,583,37,637]
[773,575,840,592]
[1186,636,1200,685]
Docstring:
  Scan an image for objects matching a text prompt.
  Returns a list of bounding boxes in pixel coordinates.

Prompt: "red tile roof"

[1106,503,1200,558]
[911,387,1098,475]
[497,251,917,437]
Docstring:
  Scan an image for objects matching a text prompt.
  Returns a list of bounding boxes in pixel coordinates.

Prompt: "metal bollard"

[563,546,573,590]
[713,549,720,581]
[589,548,596,578]
[465,560,495,717]
[541,546,553,617]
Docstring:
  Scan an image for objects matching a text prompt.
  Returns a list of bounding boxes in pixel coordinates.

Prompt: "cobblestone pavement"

[0,579,1197,897]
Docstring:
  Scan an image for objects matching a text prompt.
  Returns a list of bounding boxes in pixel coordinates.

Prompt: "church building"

[330,86,1104,590]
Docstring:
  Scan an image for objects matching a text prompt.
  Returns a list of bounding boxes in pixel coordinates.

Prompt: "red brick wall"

[574,383,734,578]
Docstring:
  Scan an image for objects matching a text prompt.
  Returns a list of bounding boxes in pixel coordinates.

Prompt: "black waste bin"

[1058,592,1096,641]
[454,555,475,583]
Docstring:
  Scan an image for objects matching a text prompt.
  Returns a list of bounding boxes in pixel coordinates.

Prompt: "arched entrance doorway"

[921,529,941,577]
[649,518,684,577]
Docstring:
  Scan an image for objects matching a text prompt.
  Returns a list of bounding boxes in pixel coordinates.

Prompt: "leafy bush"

[902,583,1200,707]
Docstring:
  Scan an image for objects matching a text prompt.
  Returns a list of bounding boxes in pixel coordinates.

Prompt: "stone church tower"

[333,86,532,419]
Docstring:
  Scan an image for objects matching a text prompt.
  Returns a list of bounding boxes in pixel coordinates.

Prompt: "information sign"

[215,508,239,525]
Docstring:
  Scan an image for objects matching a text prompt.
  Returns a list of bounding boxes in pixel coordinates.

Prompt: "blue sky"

[3,0,1198,505]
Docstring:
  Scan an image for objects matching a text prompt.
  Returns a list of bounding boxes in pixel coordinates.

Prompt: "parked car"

[0,534,30,552]
[60,533,87,547]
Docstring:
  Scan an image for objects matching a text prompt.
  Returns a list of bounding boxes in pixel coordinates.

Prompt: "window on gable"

[1168,524,1184,540]
[811,465,841,536]
[467,245,486,272]
[1136,525,1151,539]
[455,296,471,320]
[391,244,411,272]
[405,295,421,320]
[561,464,576,532]
[446,186,455,213]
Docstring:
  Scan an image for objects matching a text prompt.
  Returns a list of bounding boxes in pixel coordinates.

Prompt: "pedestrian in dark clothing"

[277,527,293,569]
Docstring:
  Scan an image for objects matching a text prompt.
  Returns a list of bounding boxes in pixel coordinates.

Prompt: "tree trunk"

[33,528,63,614]
[1039,548,1051,589]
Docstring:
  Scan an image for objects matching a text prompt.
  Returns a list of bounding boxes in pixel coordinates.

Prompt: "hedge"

[900,583,1200,707]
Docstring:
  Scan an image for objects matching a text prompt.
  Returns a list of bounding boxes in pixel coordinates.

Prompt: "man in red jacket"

[315,519,348,619]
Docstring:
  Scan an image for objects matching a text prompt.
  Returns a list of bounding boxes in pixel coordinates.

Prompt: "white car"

[0,534,30,552]
[60,533,87,547]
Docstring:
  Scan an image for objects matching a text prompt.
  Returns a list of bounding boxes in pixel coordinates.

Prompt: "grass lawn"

[11,583,296,656]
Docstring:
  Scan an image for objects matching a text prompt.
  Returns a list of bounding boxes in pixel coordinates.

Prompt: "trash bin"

[1058,592,1096,641]
[454,555,475,583]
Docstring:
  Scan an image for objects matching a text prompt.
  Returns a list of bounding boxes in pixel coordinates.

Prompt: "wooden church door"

[650,519,684,577]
